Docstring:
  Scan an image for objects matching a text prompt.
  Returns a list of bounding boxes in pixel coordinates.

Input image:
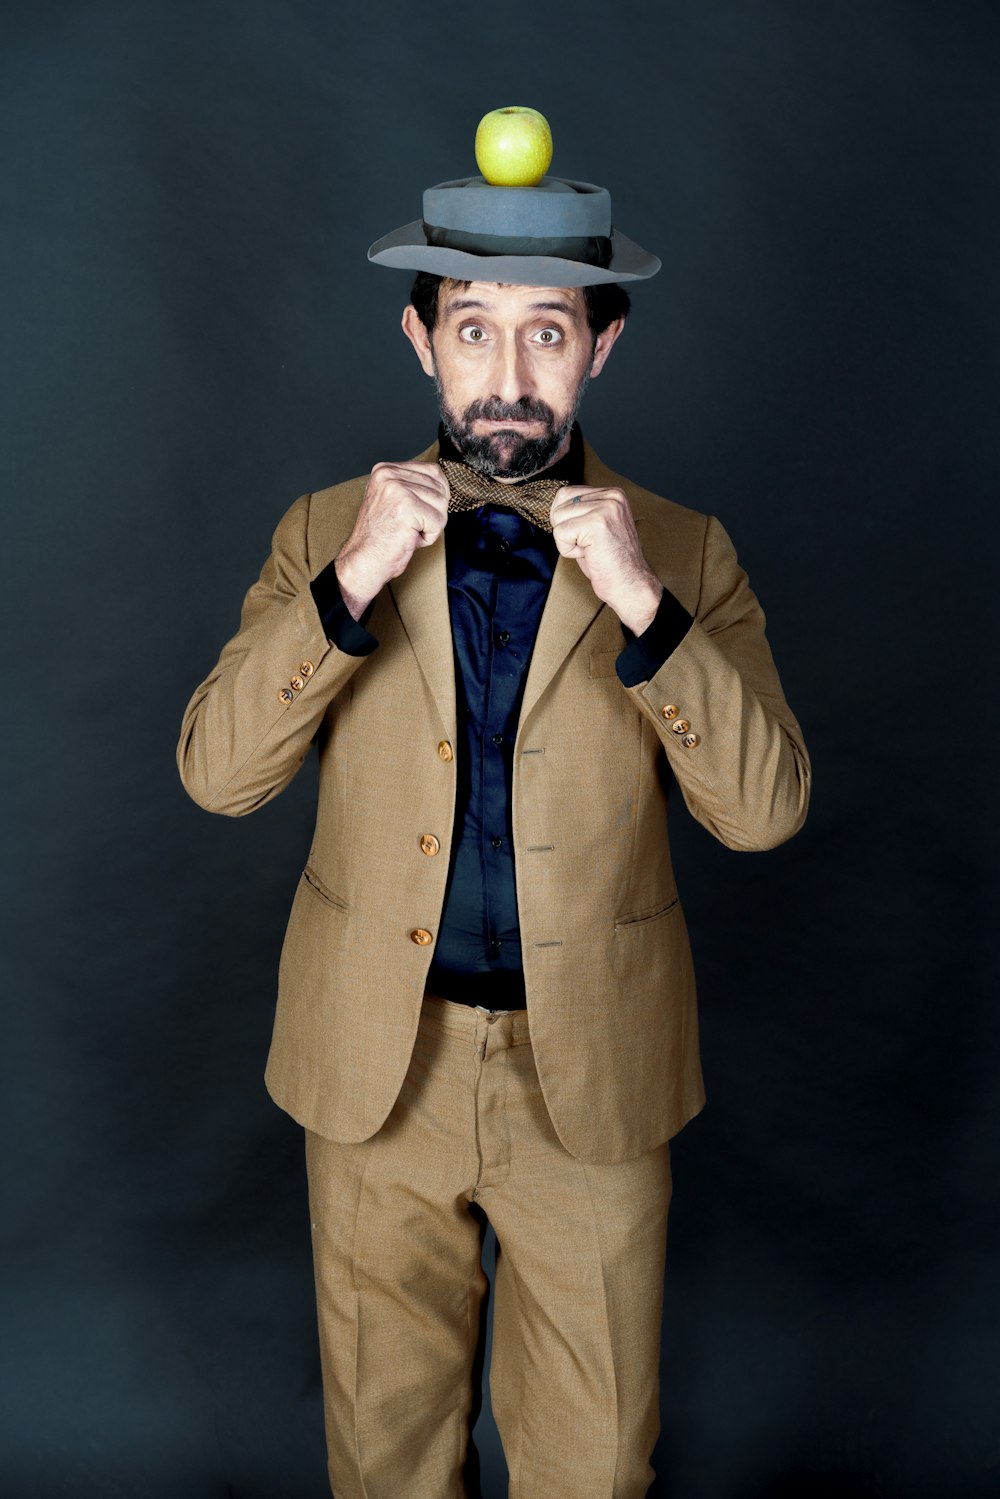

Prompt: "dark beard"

[434,374,590,479]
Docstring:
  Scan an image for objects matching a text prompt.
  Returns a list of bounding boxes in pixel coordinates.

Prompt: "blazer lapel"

[388,440,457,743]
[517,437,627,733]
[516,556,604,732]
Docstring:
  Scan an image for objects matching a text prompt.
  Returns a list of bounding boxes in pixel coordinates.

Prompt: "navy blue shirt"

[309,425,693,1006]
[426,461,564,1006]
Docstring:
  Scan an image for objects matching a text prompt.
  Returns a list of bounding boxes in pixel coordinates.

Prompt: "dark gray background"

[2,1,997,1495]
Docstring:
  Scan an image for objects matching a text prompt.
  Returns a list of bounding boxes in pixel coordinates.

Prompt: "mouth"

[477,418,545,431]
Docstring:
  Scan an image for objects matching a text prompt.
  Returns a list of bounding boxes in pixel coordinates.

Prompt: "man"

[177,150,810,1499]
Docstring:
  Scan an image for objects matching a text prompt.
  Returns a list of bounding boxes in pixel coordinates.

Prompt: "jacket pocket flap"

[302,865,349,912]
[615,896,679,929]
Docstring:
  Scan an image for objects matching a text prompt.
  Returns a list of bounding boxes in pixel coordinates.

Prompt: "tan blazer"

[177,437,810,1164]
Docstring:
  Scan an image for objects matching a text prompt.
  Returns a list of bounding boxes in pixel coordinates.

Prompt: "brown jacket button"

[419,835,441,857]
[437,741,454,762]
[410,928,433,945]
[290,675,304,692]
[277,687,294,705]
[681,732,700,748]
[299,661,314,677]
[661,704,679,720]
[671,719,691,735]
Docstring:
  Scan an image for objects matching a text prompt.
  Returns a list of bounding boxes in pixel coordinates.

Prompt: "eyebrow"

[442,298,580,319]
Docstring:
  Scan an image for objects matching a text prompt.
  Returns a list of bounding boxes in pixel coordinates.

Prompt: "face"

[401,280,624,479]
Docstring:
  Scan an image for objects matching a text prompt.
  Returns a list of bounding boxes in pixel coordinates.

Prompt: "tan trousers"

[304,993,673,1499]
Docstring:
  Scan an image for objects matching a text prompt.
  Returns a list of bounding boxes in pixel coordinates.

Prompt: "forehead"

[438,279,586,320]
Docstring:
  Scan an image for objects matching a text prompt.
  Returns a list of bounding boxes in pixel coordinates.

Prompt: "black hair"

[408,271,631,341]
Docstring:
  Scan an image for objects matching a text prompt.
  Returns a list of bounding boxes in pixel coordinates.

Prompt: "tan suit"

[177,435,809,1161]
[177,436,809,1497]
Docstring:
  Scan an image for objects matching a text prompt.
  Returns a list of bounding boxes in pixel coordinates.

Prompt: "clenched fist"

[335,461,450,620]
[550,484,663,635]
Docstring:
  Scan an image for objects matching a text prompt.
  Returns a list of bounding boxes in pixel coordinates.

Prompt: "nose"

[491,334,535,409]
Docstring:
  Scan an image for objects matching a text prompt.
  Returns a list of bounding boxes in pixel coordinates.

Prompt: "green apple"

[475,106,553,187]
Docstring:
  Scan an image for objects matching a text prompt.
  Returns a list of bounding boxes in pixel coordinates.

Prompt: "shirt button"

[498,538,510,553]
[492,733,504,747]
[410,928,434,946]
[437,740,454,762]
[490,937,502,952]
[497,630,511,646]
[491,836,503,849]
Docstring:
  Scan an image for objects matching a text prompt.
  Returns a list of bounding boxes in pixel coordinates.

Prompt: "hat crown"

[423,176,612,239]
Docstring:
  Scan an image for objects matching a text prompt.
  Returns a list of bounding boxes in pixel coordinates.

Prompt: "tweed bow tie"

[439,458,569,533]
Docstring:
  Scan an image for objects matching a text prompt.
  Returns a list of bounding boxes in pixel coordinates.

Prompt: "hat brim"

[367,218,659,286]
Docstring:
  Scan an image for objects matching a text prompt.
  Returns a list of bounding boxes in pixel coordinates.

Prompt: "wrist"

[617,577,663,637]
[334,551,375,623]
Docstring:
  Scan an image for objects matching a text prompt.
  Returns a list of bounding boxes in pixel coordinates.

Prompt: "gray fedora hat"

[368,174,660,287]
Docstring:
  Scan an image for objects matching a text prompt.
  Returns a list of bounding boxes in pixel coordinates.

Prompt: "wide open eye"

[534,327,563,345]
[459,324,487,343]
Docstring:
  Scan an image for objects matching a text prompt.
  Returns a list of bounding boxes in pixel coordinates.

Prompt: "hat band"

[422,221,613,268]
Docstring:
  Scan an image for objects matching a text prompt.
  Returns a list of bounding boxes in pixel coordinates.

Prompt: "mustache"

[464,396,555,425]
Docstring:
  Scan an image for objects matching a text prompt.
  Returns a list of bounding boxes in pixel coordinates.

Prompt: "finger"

[551,485,591,507]
[549,489,606,522]
[370,476,450,528]
[411,487,450,525]
[408,494,449,539]
[552,483,599,502]
[551,511,599,547]
[378,472,451,508]
[399,460,452,496]
[371,461,451,503]
[551,485,628,513]
[551,521,587,558]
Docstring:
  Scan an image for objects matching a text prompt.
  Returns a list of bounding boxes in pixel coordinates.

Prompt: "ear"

[589,316,626,379]
[401,304,436,378]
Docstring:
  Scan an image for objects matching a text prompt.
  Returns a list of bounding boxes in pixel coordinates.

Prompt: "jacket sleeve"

[621,513,811,851]
[176,492,370,817]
